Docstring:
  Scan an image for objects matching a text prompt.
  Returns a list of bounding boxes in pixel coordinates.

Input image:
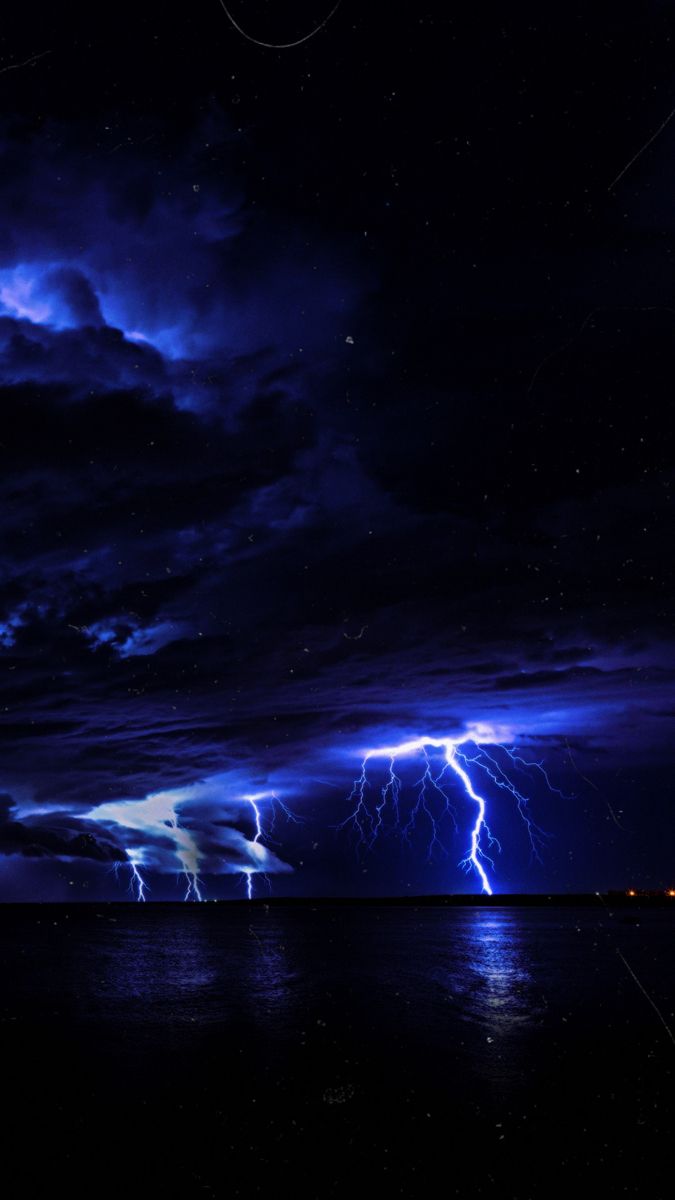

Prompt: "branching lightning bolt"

[240,792,302,899]
[112,852,148,901]
[127,856,148,902]
[339,730,559,894]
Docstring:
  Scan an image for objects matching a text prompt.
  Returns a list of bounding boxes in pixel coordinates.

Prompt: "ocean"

[1,902,672,1196]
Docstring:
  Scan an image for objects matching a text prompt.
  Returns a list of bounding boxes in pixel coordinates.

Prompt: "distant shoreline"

[0,893,672,908]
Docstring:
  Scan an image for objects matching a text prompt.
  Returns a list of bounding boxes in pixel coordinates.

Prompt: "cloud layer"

[0,111,673,897]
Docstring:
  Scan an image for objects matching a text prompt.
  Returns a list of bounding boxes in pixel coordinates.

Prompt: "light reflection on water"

[80,911,301,1030]
[454,910,537,1030]
[370,908,546,1087]
[12,903,670,1098]
[242,917,299,1025]
[71,908,542,1049]
[1,908,674,1192]
[447,910,544,1085]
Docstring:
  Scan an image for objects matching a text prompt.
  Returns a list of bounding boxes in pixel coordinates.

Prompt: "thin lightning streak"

[458,747,550,862]
[265,795,302,836]
[117,852,148,902]
[500,745,567,798]
[163,815,203,901]
[217,1,342,50]
[401,749,457,859]
[244,795,263,900]
[128,860,147,901]
[182,872,203,901]
[247,796,264,845]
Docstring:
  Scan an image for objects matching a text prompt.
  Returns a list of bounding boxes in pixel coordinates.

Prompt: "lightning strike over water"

[127,854,148,902]
[86,792,204,901]
[340,730,558,894]
[240,792,302,899]
[163,814,203,902]
[111,852,148,901]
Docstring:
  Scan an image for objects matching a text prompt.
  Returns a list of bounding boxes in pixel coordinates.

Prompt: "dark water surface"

[1,904,672,1196]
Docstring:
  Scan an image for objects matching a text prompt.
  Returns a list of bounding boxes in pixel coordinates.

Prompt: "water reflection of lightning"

[340,730,556,894]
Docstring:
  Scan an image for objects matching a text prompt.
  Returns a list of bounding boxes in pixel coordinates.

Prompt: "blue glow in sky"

[0,104,673,901]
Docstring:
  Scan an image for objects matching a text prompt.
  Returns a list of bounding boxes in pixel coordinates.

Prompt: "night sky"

[1,2,674,899]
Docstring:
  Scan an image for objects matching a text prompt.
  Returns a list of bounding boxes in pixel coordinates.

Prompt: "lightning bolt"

[240,792,301,899]
[127,853,148,902]
[340,729,558,894]
[112,851,148,901]
[163,814,203,901]
[86,792,204,901]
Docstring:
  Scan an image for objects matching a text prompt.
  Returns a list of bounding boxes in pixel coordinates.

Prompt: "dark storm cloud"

[42,266,104,327]
[0,116,365,364]
[0,793,126,861]
[0,79,674,898]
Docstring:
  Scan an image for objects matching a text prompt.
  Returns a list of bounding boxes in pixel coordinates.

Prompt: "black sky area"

[0,3,674,899]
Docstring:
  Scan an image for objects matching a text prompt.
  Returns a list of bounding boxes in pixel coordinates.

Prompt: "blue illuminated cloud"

[0,120,365,369]
[85,618,192,658]
[83,777,294,900]
[0,264,103,329]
